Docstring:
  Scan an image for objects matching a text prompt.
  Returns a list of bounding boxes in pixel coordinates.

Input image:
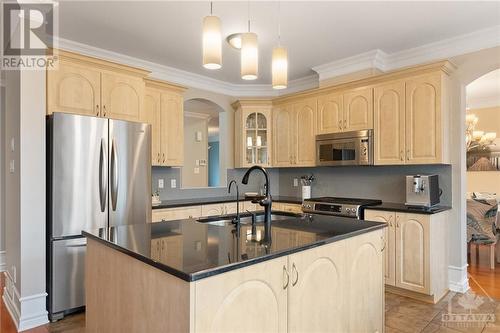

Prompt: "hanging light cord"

[210,1,213,15]
[277,1,281,45]
[247,0,251,32]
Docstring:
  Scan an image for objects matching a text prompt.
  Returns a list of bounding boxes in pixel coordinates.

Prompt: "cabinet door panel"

[161,93,184,166]
[272,227,297,251]
[374,81,405,165]
[101,72,143,121]
[194,257,287,333]
[396,213,430,294]
[272,106,294,167]
[288,240,346,333]
[201,204,224,217]
[364,210,396,286]
[346,230,384,333]
[343,88,373,131]
[159,235,183,270]
[317,93,343,134]
[405,74,442,164]
[143,88,161,165]
[294,99,317,166]
[151,206,201,222]
[47,63,101,116]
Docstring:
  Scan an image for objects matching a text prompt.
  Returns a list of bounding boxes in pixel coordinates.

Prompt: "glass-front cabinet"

[233,100,273,168]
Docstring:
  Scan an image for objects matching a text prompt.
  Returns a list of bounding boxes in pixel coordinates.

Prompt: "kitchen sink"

[197,211,301,226]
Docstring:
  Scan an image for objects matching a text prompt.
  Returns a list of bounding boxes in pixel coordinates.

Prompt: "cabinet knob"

[157,153,160,162]
[338,120,342,130]
[400,150,404,161]
[344,119,347,129]
[103,105,107,117]
[406,149,410,161]
[96,105,100,117]
[163,153,166,163]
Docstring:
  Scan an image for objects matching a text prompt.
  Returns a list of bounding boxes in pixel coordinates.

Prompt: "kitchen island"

[83,213,386,332]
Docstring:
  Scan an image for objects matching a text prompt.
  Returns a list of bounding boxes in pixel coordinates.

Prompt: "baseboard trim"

[0,251,6,272]
[448,264,470,293]
[2,272,49,331]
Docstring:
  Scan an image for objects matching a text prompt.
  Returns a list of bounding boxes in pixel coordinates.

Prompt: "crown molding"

[55,37,317,97]
[313,25,500,83]
[184,111,211,119]
[312,49,389,82]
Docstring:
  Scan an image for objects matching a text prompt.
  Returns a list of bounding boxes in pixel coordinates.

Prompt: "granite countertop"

[365,202,451,215]
[83,213,385,282]
[152,196,303,209]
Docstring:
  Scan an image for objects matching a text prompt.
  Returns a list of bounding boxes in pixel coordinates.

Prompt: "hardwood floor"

[2,270,500,332]
[468,244,500,300]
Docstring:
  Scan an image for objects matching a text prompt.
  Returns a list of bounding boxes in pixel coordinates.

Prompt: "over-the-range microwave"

[316,129,374,166]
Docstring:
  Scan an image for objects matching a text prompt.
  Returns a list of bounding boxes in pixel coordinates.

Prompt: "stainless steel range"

[302,197,382,219]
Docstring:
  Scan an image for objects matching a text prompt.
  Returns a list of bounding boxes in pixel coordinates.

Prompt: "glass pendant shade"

[272,46,288,89]
[202,15,222,70]
[241,32,258,80]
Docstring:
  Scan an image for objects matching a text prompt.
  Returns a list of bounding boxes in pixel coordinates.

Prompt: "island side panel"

[85,238,193,332]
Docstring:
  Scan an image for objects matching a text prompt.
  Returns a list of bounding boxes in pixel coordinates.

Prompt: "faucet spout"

[241,166,272,244]
[228,180,240,230]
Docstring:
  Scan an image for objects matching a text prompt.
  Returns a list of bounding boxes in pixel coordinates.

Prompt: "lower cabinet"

[194,229,384,333]
[152,206,202,222]
[274,202,303,214]
[150,234,183,269]
[365,209,448,303]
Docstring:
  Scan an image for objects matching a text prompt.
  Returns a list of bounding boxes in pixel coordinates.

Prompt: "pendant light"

[272,2,287,89]
[202,2,222,70]
[241,1,258,80]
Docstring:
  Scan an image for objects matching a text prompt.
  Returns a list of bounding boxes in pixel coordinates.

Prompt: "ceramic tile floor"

[385,290,500,333]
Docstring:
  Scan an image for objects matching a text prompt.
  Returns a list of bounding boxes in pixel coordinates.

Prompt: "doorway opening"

[465,68,500,299]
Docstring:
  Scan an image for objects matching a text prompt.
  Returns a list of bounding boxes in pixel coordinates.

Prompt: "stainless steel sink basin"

[197,211,301,226]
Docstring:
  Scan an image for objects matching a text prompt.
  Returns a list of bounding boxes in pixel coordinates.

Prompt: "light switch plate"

[158,179,164,189]
[9,160,14,173]
[194,167,200,174]
[293,178,298,187]
[10,138,15,152]
[171,179,177,188]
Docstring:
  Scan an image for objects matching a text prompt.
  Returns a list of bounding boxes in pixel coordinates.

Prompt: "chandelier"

[466,113,497,151]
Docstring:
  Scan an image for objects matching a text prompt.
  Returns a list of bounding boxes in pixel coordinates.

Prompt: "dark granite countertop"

[365,202,451,215]
[83,213,385,282]
[152,196,302,209]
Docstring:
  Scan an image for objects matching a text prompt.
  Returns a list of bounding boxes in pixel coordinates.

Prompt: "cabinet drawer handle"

[400,150,404,161]
[338,119,342,130]
[103,105,107,117]
[283,265,289,289]
[381,236,386,252]
[344,119,347,129]
[406,149,410,161]
[157,153,160,163]
[96,104,100,117]
[291,263,299,286]
[163,153,166,163]
[396,216,400,228]
[388,215,393,227]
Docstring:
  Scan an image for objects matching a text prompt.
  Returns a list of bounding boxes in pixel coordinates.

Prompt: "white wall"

[182,115,209,188]
[2,68,48,330]
[0,74,5,272]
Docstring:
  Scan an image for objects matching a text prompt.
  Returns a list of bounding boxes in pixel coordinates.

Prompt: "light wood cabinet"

[194,256,288,333]
[317,92,343,134]
[151,206,202,223]
[343,87,374,132]
[233,100,273,168]
[405,73,445,164]
[365,209,449,303]
[374,80,406,165]
[201,202,243,216]
[278,203,303,214]
[288,239,347,333]
[273,98,317,167]
[364,210,396,285]
[47,50,149,121]
[294,98,317,166]
[374,72,449,165]
[47,62,101,116]
[143,79,186,167]
[272,104,295,167]
[101,71,144,121]
[345,229,384,332]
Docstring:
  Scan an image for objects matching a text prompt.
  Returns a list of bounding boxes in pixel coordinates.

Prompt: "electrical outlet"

[158,179,164,189]
[171,179,177,188]
[195,241,202,251]
[293,178,298,187]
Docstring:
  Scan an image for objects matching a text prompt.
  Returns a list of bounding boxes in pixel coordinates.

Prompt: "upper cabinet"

[101,71,144,121]
[233,100,273,168]
[142,79,186,167]
[273,98,317,167]
[47,50,150,121]
[317,92,343,134]
[342,87,373,132]
[374,71,450,165]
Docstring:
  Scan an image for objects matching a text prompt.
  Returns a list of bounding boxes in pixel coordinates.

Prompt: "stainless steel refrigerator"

[47,112,151,321]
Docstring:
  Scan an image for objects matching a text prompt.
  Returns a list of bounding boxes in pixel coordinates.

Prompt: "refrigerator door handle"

[110,138,119,211]
[99,138,107,213]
